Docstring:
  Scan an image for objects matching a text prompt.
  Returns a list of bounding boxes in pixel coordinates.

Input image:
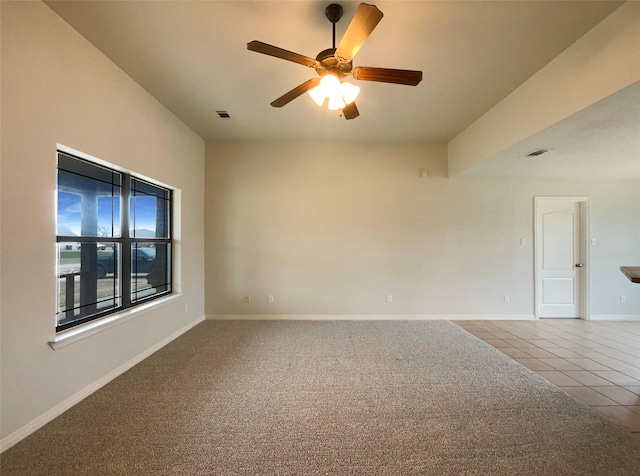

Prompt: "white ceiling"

[45,0,624,143]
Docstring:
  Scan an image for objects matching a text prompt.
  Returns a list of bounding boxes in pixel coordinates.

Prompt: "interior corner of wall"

[434,142,450,178]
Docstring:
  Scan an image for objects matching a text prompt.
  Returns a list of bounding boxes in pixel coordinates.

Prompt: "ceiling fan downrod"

[325,3,343,49]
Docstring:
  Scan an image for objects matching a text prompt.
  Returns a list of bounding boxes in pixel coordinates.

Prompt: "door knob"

[575,264,583,268]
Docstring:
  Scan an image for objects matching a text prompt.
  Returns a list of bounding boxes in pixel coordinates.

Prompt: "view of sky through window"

[130,195,159,237]
[57,192,159,237]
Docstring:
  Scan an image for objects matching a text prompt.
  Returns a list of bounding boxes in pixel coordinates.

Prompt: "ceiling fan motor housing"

[315,48,352,78]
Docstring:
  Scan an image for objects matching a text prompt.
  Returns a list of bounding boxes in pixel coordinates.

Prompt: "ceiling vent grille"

[215,110,231,119]
[523,149,551,157]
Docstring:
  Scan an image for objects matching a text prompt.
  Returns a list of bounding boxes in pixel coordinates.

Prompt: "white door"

[535,199,585,318]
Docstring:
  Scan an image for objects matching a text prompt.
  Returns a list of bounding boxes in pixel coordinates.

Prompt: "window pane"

[57,242,121,327]
[57,153,121,237]
[56,151,173,331]
[130,178,170,238]
[131,243,171,302]
[57,191,81,237]
[98,195,121,237]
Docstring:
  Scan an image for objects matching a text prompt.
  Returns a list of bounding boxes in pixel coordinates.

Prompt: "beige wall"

[205,141,639,318]
[0,1,205,444]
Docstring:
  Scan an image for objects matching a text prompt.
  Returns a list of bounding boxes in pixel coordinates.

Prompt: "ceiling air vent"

[215,110,231,119]
[523,149,551,157]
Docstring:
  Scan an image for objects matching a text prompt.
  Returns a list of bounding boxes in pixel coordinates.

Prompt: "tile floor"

[455,319,640,437]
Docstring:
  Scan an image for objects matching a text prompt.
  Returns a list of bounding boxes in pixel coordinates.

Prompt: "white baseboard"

[0,316,204,453]
[589,315,640,321]
[206,314,535,321]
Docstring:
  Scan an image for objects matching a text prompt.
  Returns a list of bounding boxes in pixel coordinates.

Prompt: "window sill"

[49,293,183,350]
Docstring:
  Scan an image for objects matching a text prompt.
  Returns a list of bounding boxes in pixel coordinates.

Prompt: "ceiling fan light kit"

[247,2,422,120]
[308,74,360,110]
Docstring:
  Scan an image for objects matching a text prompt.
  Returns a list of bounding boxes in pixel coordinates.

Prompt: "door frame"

[534,197,590,320]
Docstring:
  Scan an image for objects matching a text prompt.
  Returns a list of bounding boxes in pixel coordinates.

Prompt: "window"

[56,151,172,331]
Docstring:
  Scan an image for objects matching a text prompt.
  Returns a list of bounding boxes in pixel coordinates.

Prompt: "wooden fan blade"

[335,4,383,62]
[247,41,317,68]
[270,78,321,108]
[352,67,423,86]
[342,102,360,120]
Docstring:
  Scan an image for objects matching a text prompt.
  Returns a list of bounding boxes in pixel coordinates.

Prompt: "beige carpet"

[2,320,640,475]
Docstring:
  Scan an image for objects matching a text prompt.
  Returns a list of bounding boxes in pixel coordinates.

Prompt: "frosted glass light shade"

[309,74,339,107]
[327,92,345,111]
[308,74,359,110]
[340,82,360,105]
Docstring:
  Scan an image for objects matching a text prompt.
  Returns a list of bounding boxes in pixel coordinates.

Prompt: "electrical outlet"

[184,302,189,312]
[503,295,510,304]
[244,295,251,303]
[268,295,274,303]
[620,295,626,304]
[387,295,393,303]
[520,238,526,246]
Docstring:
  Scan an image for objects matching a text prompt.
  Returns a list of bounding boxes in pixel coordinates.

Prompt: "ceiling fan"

[247,3,423,120]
